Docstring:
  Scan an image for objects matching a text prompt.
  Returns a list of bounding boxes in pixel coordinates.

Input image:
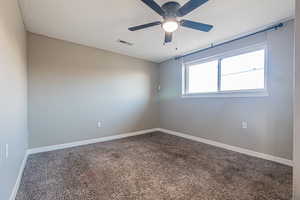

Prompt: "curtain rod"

[175,23,284,60]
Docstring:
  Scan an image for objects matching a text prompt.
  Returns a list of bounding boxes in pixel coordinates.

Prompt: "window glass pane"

[221,49,265,91]
[188,60,218,93]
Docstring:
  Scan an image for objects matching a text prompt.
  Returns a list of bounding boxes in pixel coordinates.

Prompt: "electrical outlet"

[242,121,248,129]
[97,121,102,128]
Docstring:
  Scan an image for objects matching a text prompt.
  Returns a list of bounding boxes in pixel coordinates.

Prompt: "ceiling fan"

[128,0,213,44]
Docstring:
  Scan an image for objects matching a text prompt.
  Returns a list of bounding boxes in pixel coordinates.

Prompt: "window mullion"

[185,66,189,94]
[217,59,222,92]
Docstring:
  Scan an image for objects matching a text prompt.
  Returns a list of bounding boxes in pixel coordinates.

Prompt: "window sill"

[182,91,269,98]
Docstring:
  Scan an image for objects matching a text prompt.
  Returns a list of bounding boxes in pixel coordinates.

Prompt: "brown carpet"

[16,132,292,200]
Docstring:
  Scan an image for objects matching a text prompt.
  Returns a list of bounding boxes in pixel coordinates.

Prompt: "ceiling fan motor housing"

[162,1,181,19]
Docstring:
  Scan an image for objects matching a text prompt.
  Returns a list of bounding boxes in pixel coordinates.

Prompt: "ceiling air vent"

[117,39,133,46]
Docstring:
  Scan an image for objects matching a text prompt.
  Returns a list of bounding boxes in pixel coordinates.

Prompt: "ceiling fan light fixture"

[162,20,179,33]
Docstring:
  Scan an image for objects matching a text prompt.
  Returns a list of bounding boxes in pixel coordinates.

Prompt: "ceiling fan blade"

[177,0,209,17]
[128,21,161,31]
[141,0,165,16]
[165,32,172,43]
[181,20,213,32]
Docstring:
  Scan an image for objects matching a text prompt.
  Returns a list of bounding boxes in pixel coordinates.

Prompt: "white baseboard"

[157,128,294,167]
[9,152,28,200]
[27,128,159,155]
[26,127,293,167]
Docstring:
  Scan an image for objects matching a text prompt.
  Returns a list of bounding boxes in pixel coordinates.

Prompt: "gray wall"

[28,33,159,148]
[294,1,300,198]
[159,20,294,160]
[0,0,28,199]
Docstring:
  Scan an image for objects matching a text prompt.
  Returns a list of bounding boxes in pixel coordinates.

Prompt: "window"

[183,45,267,97]
[187,60,218,93]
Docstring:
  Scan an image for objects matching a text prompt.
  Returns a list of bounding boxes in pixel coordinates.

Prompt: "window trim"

[182,43,269,98]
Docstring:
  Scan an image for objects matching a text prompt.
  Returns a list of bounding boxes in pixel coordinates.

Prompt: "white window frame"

[182,43,269,98]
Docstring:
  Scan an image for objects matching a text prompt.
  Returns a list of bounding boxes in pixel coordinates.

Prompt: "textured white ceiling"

[19,0,294,62]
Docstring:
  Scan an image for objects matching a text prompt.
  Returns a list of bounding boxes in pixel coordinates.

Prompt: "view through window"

[184,47,266,96]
